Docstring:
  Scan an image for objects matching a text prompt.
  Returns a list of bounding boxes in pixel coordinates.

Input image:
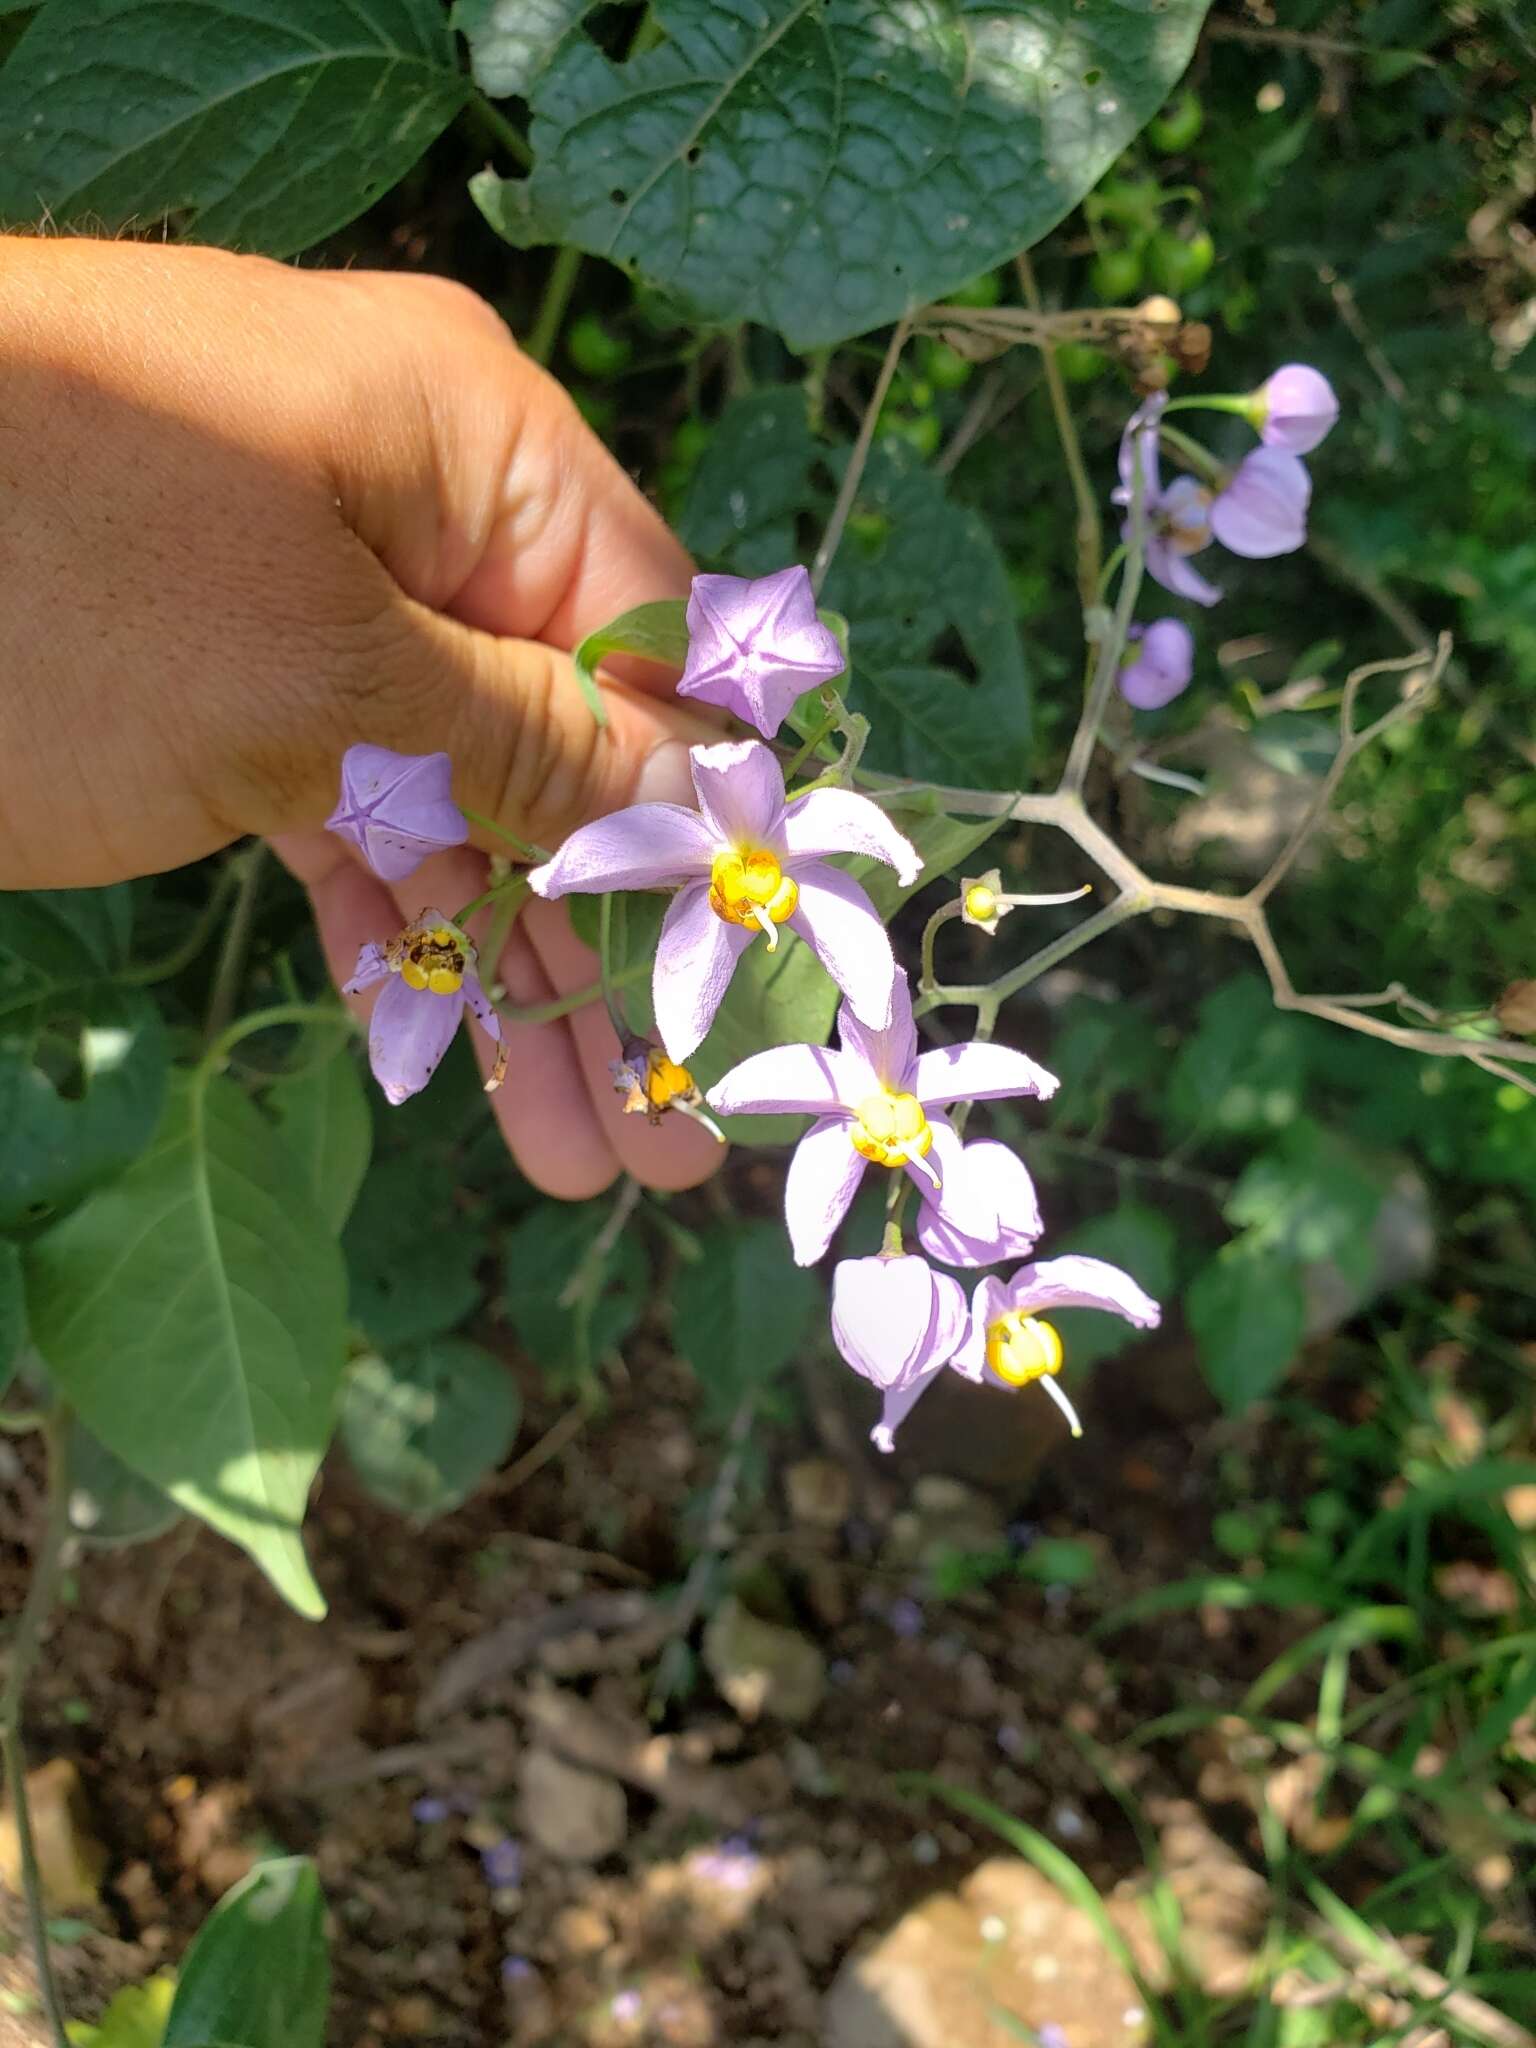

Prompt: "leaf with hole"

[341,1338,520,1520]
[162,1857,328,2048]
[0,889,168,1229]
[472,0,1211,349]
[25,1074,348,1617]
[0,0,468,255]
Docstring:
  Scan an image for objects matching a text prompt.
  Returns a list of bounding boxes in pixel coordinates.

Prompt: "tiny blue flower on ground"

[478,1836,523,1888]
[411,1795,451,1825]
[326,744,468,880]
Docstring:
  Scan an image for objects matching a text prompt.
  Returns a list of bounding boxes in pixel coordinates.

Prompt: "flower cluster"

[325,559,1165,1450]
[1115,363,1339,710]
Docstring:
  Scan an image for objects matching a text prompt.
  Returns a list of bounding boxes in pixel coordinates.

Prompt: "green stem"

[1059,432,1147,795]
[459,807,549,863]
[782,702,843,783]
[200,1003,351,1083]
[497,959,649,1029]
[1161,392,1256,423]
[0,1408,48,1435]
[202,843,266,1048]
[1016,252,1101,615]
[452,874,530,931]
[470,91,533,169]
[1096,542,1127,602]
[122,863,239,987]
[811,316,912,596]
[1,1407,74,2048]
[525,245,582,367]
[919,899,962,994]
[598,892,630,1042]
[1157,420,1225,484]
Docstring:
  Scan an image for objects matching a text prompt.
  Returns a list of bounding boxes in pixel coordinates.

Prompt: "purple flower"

[528,740,920,1063]
[916,1138,1043,1269]
[326,745,468,881]
[412,1795,451,1825]
[708,977,1057,1266]
[501,1955,536,1986]
[344,909,504,1106]
[1115,395,1221,608]
[479,1836,524,1888]
[1209,448,1310,558]
[1119,619,1195,711]
[689,1835,763,1890]
[610,1988,643,2024]
[831,1253,970,1451]
[951,1255,1163,1436]
[1251,364,1338,454]
[677,566,845,738]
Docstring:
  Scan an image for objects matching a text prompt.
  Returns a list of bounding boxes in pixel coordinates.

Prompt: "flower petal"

[787,866,898,1031]
[911,1116,997,1246]
[705,1042,855,1117]
[1209,449,1310,559]
[831,1253,943,1386]
[652,882,753,1063]
[917,1139,1043,1268]
[952,1273,1009,1381]
[1000,1253,1162,1327]
[368,974,463,1107]
[1146,538,1223,607]
[783,1114,867,1266]
[527,805,716,897]
[343,941,391,995]
[781,790,922,886]
[914,1040,1058,1108]
[461,970,502,1044]
[688,739,787,848]
[833,974,918,1095]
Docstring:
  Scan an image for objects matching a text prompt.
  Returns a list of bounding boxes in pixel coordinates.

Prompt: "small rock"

[518,1748,627,1863]
[703,1598,825,1725]
[0,1758,107,1909]
[824,1859,1150,2048]
[785,1458,852,1528]
[551,1904,611,1956]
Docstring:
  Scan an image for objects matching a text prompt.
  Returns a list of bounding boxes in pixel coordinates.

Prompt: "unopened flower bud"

[1247,363,1339,455]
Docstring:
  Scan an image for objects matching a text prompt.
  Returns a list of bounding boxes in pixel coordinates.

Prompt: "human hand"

[0,236,720,1194]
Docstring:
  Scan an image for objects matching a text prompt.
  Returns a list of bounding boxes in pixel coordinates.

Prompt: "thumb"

[358,591,711,844]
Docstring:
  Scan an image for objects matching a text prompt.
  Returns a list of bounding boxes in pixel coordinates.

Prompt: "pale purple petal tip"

[367,973,465,1107]
[783,1116,867,1266]
[781,789,922,887]
[999,1253,1162,1328]
[1210,448,1311,559]
[831,1253,969,1448]
[913,1040,1058,1108]
[525,804,715,899]
[917,1139,1043,1268]
[343,941,391,996]
[653,883,753,1064]
[705,1042,851,1118]
[688,739,787,847]
[787,867,898,1032]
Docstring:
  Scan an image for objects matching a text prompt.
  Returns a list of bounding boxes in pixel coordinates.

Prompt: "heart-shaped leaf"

[472,0,1210,348]
[0,0,468,255]
[25,1074,348,1617]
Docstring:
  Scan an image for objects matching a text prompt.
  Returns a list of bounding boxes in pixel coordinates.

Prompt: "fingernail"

[632,739,694,809]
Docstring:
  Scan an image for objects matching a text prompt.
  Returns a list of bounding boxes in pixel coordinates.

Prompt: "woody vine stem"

[815,302,1536,1097]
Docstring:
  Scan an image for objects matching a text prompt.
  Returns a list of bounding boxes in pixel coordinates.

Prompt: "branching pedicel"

[327,295,1533,1455]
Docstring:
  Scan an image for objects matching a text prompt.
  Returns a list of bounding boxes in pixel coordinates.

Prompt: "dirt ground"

[3,1323,1320,2047]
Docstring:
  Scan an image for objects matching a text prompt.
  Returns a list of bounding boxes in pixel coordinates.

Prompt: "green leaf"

[570,598,691,725]
[1164,973,1314,1143]
[1185,1236,1307,1414]
[1224,1118,1387,1286]
[672,1219,818,1421]
[25,1074,348,1618]
[452,0,587,95]
[0,0,468,255]
[0,890,168,1229]
[679,389,819,573]
[65,1971,176,2048]
[472,0,1210,350]
[340,1338,520,1520]
[688,937,839,1147]
[567,891,667,1036]
[267,1050,373,1236]
[1051,1205,1177,1370]
[344,1153,484,1347]
[504,1197,649,1381]
[820,444,1030,786]
[0,1239,22,1398]
[66,1417,183,1549]
[162,1857,328,2048]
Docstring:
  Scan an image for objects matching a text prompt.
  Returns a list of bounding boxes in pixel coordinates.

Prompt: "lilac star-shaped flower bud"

[830,1252,970,1451]
[1209,448,1311,559]
[1249,364,1338,454]
[707,977,1057,1266]
[677,566,845,738]
[326,745,469,881]
[528,740,920,1062]
[1119,618,1195,710]
[344,909,504,1106]
[950,1255,1163,1438]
